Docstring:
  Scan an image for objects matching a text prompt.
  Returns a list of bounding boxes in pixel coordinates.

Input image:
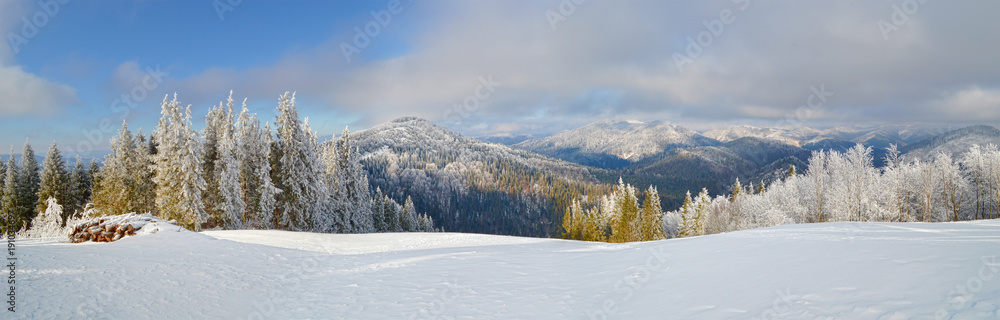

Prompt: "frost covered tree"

[66,156,93,218]
[201,100,226,227]
[932,152,964,221]
[640,186,665,241]
[236,101,280,229]
[210,93,246,229]
[608,179,641,243]
[0,159,5,205]
[91,122,155,216]
[324,127,374,233]
[153,94,208,231]
[10,141,41,229]
[272,92,327,231]
[400,196,417,232]
[1,148,21,233]
[37,142,68,215]
[17,198,65,238]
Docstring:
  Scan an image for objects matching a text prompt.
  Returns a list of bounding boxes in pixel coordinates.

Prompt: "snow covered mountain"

[351,117,601,236]
[901,125,1000,162]
[514,120,720,168]
[703,125,807,146]
[477,133,537,146]
[621,137,810,207]
[703,124,942,149]
[21,220,1000,318]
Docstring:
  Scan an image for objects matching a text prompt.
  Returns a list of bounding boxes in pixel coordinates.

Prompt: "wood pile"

[69,216,153,243]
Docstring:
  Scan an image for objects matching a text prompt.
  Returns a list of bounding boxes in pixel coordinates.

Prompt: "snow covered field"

[16,221,1000,319]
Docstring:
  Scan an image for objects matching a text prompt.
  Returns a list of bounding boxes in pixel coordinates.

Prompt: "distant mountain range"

[514,120,720,168]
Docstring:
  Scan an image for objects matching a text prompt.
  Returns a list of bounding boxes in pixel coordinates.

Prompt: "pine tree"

[0,158,5,205]
[678,191,696,237]
[731,178,743,202]
[153,94,208,231]
[272,92,326,231]
[215,92,246,229]
[788,165,796,178]
[36,142,68,215]
[372,187,390,232]
[610,179,640,243]
[236,100,280,229]
[401,196,417,231]
[132,130,157,216]
[18,197,65,238]
[1,149,19,233]
[692,188,710,236]
[66,155,91,219]
[17,141,40,228]
[640,186,665,241]
[331,127,374,233]
[91,122,153,216]
[202,99,226,227]
[561,205,576,240]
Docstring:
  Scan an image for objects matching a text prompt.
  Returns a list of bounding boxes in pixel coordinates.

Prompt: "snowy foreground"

[18,221,1000,319]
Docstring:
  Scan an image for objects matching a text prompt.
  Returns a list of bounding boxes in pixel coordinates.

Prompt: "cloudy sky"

[1,0,998,154]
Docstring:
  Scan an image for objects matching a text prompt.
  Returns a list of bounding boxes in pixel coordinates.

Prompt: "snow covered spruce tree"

[272,92,328,231]
[153,94,209,231]
[0,159,5,204]
[323,127,374,233]
[66,155,94,218]
[1,147,21,233]
[36,142,68,215]
[202,92,246,229]
[236,99,280,229]
[609,179,641,243]
[3,141,41,231]
[640,186,665,241]
[17,197,64,238]
[201,97,225,227]
[91,122,156,217]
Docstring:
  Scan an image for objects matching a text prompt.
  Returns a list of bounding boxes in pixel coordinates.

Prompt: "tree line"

[560,178,665,242]
[1,92,435,235]
[663,144,1000,238]
[561,143,1000,242]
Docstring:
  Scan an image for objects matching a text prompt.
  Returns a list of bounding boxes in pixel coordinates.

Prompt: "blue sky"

[2,0,999,156]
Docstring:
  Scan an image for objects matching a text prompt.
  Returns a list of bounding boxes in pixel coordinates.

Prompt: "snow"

[18,221,1000,319]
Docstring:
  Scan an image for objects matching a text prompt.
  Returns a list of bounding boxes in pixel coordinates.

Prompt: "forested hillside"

[353,117,608,237]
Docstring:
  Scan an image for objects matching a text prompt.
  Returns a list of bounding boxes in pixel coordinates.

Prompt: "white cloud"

[0,63,79,116]
[164,0,1000,135]
[0,0,79,117]
[925,87,1000,122]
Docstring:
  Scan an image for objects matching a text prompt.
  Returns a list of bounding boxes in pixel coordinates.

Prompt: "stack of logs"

[70,219,138,243]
